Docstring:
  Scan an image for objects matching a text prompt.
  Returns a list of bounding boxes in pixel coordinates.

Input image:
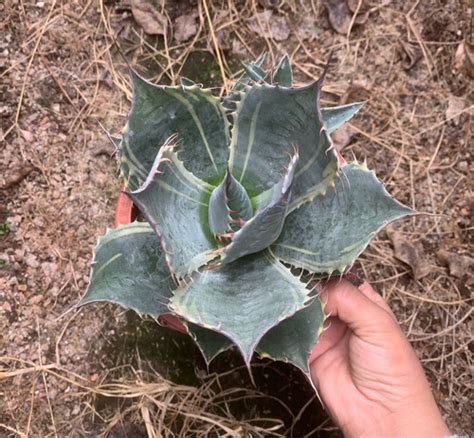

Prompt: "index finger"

[321,279,399,337]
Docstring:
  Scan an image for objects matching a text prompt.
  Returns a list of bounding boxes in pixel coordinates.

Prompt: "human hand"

[309,279,449,437]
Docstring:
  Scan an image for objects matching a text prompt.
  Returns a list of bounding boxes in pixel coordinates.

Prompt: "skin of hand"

[309,280,449,437]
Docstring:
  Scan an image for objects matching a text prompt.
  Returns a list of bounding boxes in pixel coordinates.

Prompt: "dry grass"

[1,0,472,436]
[0,357,285,437]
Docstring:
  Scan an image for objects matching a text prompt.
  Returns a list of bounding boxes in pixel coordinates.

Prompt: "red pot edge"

[114,192,136,227]
[114,191,187,334]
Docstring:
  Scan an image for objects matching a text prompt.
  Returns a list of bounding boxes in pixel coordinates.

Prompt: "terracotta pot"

[114,191,187,333]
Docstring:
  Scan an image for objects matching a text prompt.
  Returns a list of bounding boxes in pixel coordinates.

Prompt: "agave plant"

[79,55,413,376]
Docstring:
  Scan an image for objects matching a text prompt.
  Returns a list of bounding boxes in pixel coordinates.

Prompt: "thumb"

[322,279,399,339]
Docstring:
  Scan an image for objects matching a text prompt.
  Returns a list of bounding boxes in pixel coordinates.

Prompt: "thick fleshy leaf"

[220,152,298,265]
[225,173,254,221]
[170,251,311,365]
[79,222,174,317]
[257,296,324,372]
[272,54,292,87]
[242,62,266,83]
[321,102,365,134]
[129,145,216,277]
[288,128,339,212]
[223,54,267,112]
[273,163,414,274]
[186,323,234,364]
[208,169,253,236]
[233,53,267,91]
[228,82,339,205]
[220,192,290,264]
[251,149,298,210]
[120,71,229,190]
[208,179,231,236]
[187,293,325,369]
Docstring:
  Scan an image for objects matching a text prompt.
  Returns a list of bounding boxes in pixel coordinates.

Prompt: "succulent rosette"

[80,55,412,374]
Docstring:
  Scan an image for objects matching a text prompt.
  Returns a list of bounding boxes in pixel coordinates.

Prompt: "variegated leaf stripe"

[228,81,339,216]
[220,151,299,265]
[121,71,230,191]
[97,222,153,246]
[164,88,222,174]
[272,163,414,275]
[288,130,338,213]
[237,100,262,183]
[170,250,313,366]
[79,222,174,317]
[129,146,217,278]
[271,239,368,274]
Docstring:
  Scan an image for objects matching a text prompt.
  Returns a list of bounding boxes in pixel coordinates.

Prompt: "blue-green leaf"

[321,102,365,134]
[220,152,299,265]
[223,53,267,111]
[129,145,216,277]
[233,53,267,91]
[287,127,339,213]
[187,295,325,370]
[228,82,339,207]
[257,297,324,373]
[186,323,234,364]
[272,54,292,87]
[79,222,174,317]
[208,179,231,237]
[242,62,266,83]
[121,70,229,190]
[170,251,311,365]
[208,169,253,236]
[273,163,414,274]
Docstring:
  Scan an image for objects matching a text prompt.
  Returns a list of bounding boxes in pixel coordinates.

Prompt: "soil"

[1,0,472,436]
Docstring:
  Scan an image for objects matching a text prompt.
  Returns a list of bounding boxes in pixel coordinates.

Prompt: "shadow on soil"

[97,311,339,437]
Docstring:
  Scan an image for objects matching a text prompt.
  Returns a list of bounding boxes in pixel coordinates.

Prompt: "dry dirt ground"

[1,0,472,436]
